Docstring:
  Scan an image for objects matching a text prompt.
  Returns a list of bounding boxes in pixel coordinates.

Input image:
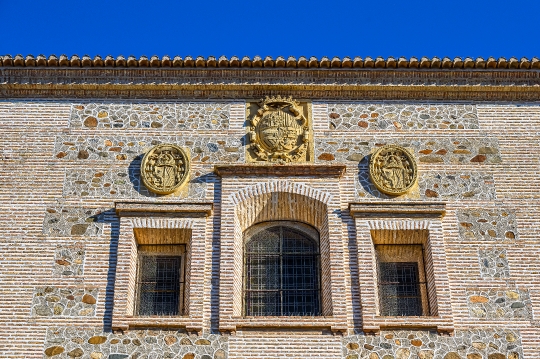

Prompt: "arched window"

[244,222,321,316]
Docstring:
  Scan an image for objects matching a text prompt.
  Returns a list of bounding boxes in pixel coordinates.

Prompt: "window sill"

[219,316,347,334]
[363,316,454,335]
[112,316,203,333]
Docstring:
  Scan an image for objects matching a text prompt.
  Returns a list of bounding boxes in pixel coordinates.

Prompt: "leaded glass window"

[244,223,321,316]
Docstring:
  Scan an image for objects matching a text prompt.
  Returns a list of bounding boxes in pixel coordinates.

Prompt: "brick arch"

[229,181,333,206]
[229,182,333,317]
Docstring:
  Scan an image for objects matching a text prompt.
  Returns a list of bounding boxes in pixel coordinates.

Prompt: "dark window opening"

[244,224,321,316]
[137,255,184,316]
[378,262,423,316]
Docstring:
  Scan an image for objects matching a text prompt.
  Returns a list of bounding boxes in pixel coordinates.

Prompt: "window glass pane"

[379,262,423,316]
[244,224,321,316]
[138,256,181,316]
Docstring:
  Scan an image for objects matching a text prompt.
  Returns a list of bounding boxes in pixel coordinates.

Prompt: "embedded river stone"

[71,102,231,130]
[467,289,532,319]
[43,207,104,238]
[315,137,500,165]
[458,209,519,241]
[342,329,523,359]
[326,103,479,131]
[31,287,98,317]
[44,328,229,359]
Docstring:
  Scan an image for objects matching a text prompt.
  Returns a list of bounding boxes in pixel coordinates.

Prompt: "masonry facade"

[1,55,540,359]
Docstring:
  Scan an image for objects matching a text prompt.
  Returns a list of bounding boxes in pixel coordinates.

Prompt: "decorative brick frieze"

[54,136,243,164]
[3,68,540,101]
[467,289,532,320]
[342,329,523,359]
[355,171,496,200]
[70,102,231,130]
[315,137,501,165]
[31,287,98,317]
[53,243,85,277]
[326,103,479,131]
[42,206,104,237]
[62,167,207,200]
[458,209,519,241]
[478,248,510,278]
[43,328,228,359]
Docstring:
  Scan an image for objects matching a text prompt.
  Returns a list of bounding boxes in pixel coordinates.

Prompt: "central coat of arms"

[140,144,190,195]
[248,96,310,162]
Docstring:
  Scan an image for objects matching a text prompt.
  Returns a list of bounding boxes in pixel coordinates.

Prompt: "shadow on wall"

[87,209,119,331]
[334,207,364,332]
[356,154,392,200]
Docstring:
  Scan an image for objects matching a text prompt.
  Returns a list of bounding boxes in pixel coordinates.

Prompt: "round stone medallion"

[369,145,417,195]
[140,144,190,195]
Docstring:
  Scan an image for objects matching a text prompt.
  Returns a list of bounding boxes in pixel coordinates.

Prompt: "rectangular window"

[378,262,423,316]
[136,245,185,316]
[375,243,430,317]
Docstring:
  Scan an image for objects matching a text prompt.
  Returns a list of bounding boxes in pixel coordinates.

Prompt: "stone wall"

[43,328,228,359]
[342,330,523,359]
[457,210,519,241]
[467,289,533,320]
[70,102,231,130]
[53,243,85,277]
[31,287,98,317]
[327,103,479,131]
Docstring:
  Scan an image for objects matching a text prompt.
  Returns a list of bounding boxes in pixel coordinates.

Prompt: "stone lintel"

[214,164,346,178]
[349,201,446,217]
[115,202,213,217]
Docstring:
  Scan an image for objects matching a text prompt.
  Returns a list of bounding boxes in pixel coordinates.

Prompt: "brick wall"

[0,99,539,359]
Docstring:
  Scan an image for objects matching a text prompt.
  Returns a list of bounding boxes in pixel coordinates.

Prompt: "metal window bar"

[378,262,425,316]
[137,255,184,316]
[244,225,321,316]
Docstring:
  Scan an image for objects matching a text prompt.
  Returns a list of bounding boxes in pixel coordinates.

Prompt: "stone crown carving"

[140,144,190,195]
[369,145,418,196]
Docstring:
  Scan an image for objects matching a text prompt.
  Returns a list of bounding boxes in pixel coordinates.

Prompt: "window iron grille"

[378,262,425,316]
[244,225,321,316]
[137,255,183,316]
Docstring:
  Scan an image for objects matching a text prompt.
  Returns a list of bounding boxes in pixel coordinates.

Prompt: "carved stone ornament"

[369,145,418,195]
[248,96,310,162]
[140,144,190,195]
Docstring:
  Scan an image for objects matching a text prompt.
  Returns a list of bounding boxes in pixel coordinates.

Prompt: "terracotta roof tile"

[1,54,539,69]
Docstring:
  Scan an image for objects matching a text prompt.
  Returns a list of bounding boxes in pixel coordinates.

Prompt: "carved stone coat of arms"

[369,145,417,195]
[140,144,190,195]
[247,96,312,162]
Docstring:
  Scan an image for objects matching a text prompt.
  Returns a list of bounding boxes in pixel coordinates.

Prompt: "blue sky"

[1,0,539,59]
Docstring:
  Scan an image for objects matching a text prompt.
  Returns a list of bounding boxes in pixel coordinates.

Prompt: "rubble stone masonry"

[0,65,540,359]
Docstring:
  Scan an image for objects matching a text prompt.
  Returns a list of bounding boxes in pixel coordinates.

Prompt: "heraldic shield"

[369,144,418,196]
[140,143,190,195]
[247,96,311,163]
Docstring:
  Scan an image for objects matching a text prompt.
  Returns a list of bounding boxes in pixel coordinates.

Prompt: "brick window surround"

[349,202,454,335]
[112,202,212,333]
[215,164,348,334]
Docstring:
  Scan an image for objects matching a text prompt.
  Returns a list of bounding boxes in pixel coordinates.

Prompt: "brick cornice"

[1,67,540,100]
[214,164,346,178]
[115,202,213,217]
[349,202,446,217]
